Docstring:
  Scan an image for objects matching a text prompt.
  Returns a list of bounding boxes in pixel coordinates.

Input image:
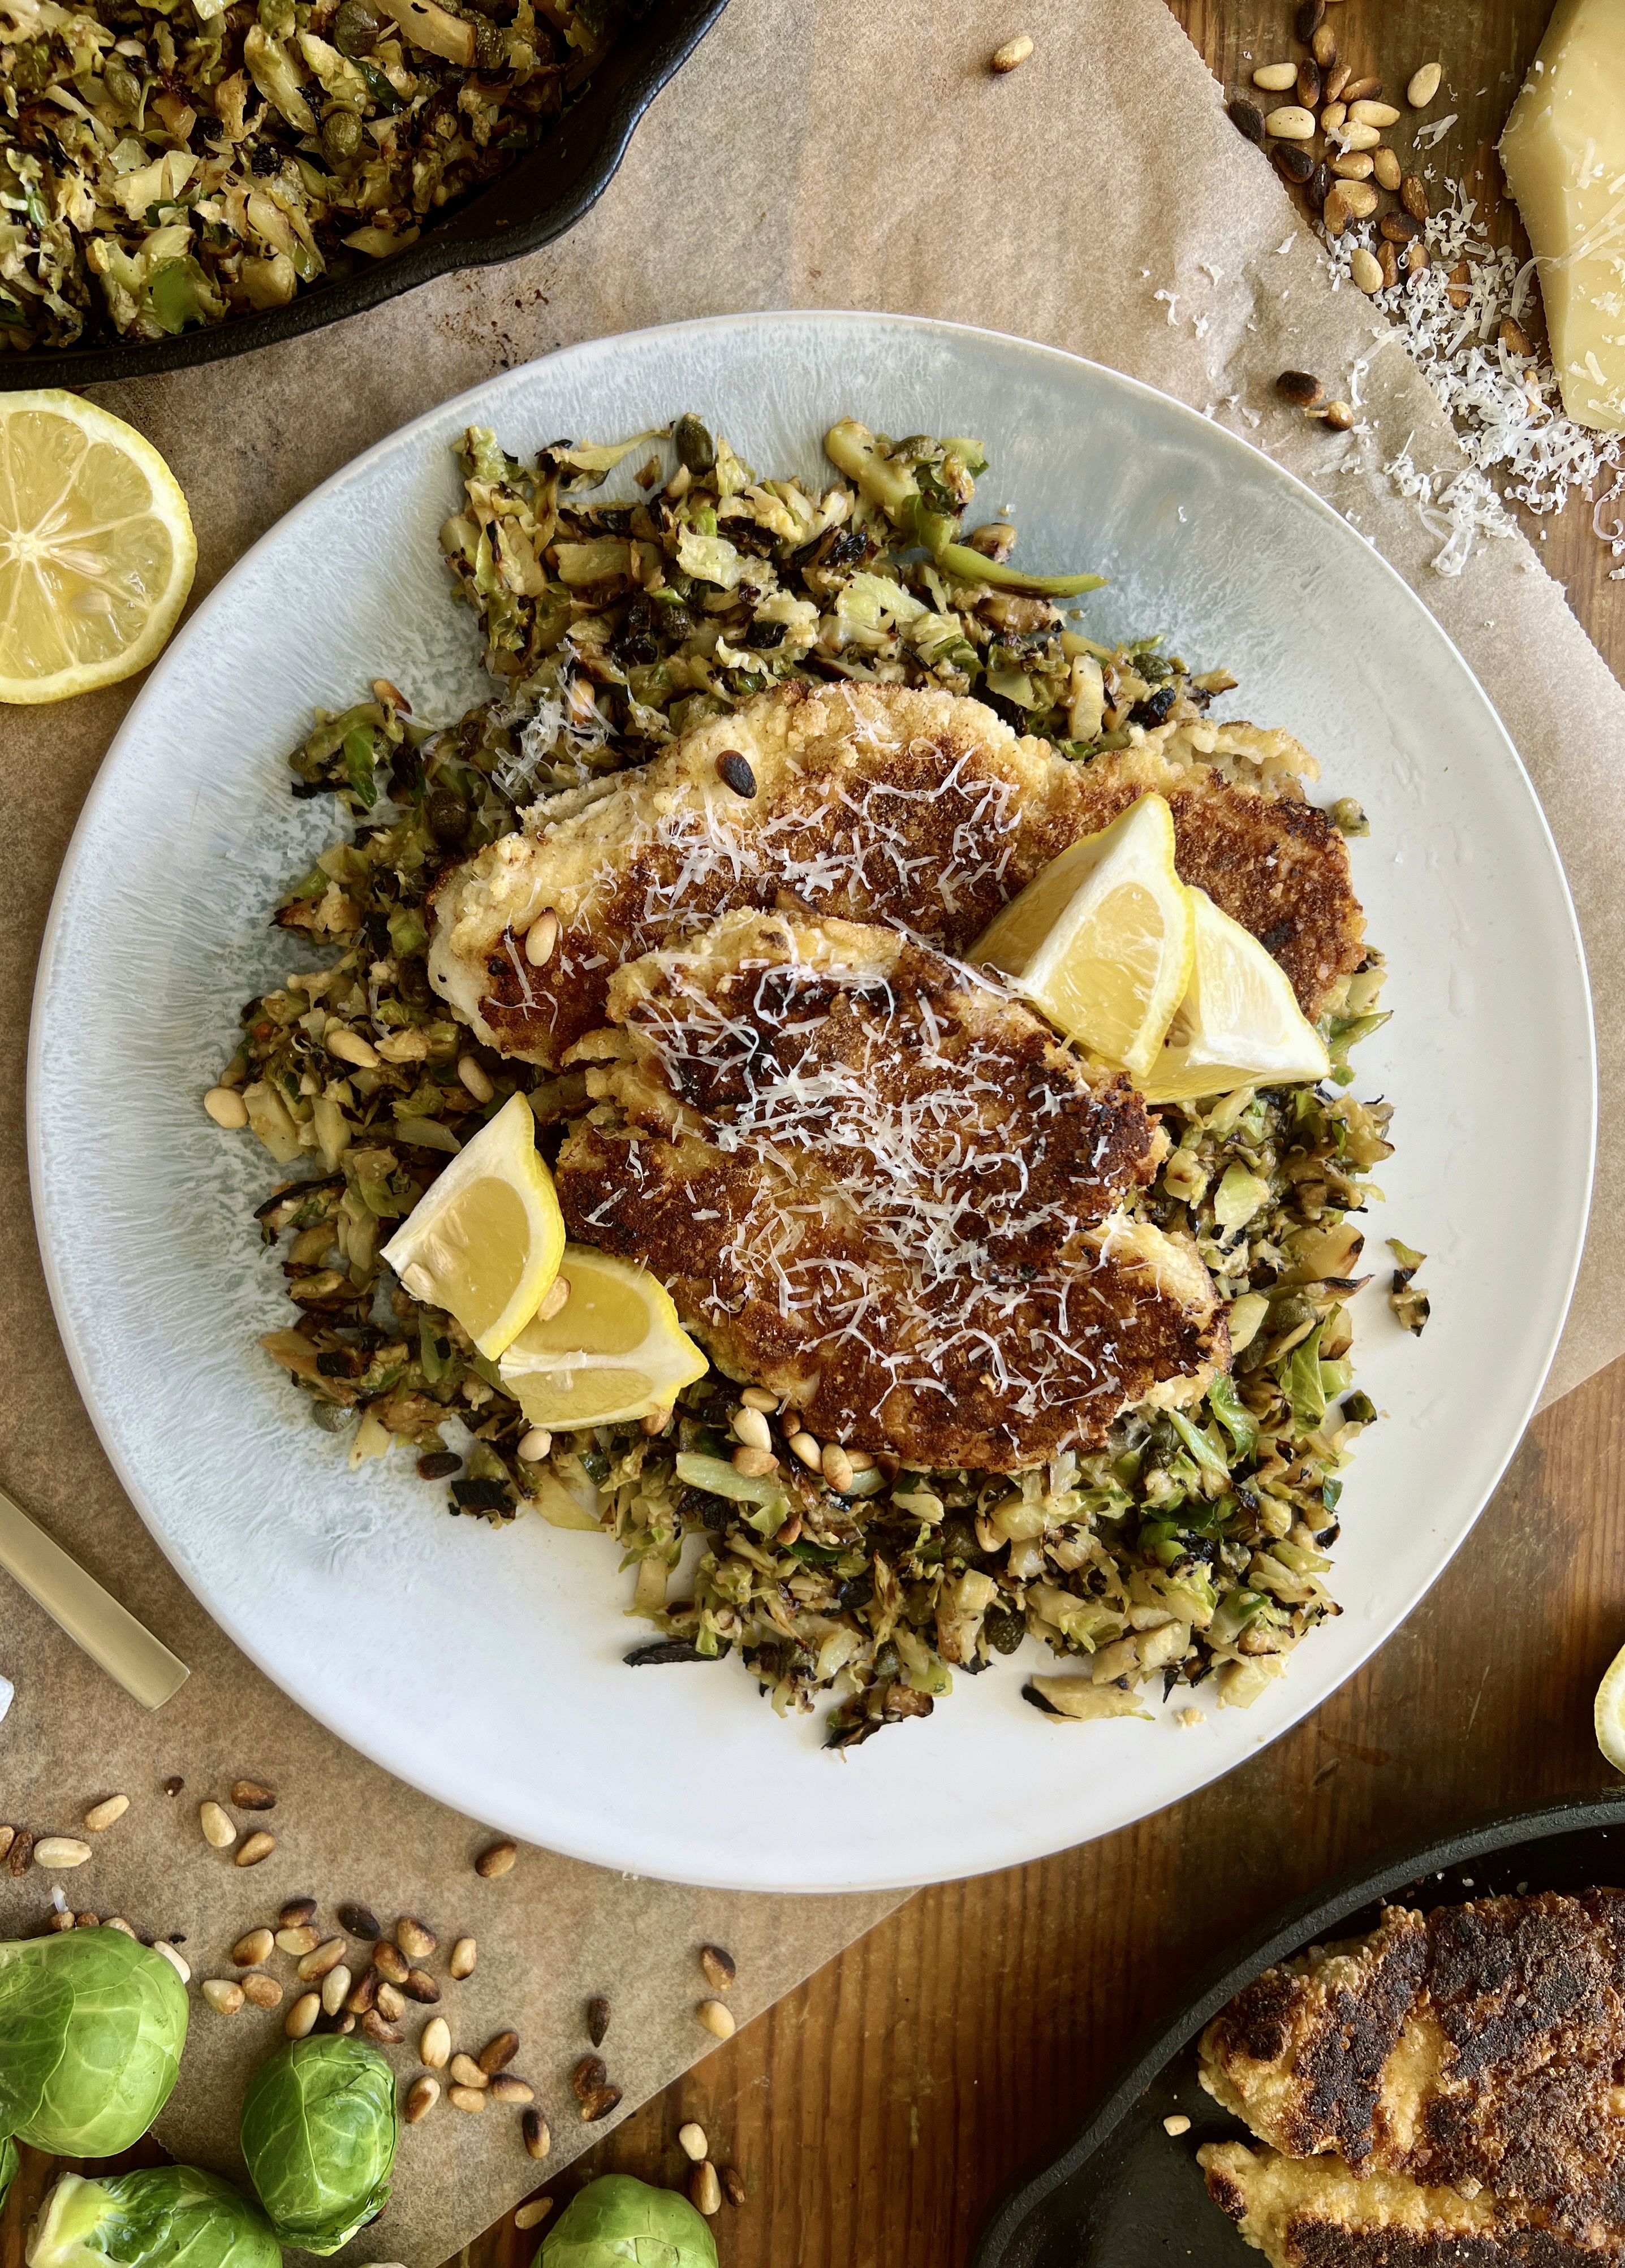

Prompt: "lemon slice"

[499,1246,709,1429]
[381,1092,564,1359]
[1143,888,1331,1104]
[1597,1641,1625,1774]
[0,390,197,705]
[973,793,1194,1082]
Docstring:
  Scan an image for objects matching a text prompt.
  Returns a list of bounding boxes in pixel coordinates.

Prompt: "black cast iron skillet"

[970,1791,1625,2268]
[4,0,730,390]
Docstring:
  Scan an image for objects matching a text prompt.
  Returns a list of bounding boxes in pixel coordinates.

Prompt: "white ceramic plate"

[29,315,1594,1893]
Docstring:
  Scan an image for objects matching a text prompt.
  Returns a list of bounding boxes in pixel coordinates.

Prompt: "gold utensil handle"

[0,1486,189,1710]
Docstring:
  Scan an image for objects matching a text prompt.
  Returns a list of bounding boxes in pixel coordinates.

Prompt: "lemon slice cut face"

[1142,888,1331,1104]
[973,793,1194,1083]
[1597,1640,1625,1774]
[499,1247,709,1429]
[0,390,197,705]
[381,1092,565,1359]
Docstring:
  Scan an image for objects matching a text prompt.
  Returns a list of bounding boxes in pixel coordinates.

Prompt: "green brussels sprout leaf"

[538,2175,718,2268]
[1,2135,17,2215]
[240,2035,396,2254]
[27,2167,280,2268]
[0,1930,188,2155]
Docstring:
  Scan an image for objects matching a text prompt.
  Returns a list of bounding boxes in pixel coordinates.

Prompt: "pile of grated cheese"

[1321,176,1624,577]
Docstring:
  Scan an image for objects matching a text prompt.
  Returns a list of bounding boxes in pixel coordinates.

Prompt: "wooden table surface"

[7,3,1625,2265]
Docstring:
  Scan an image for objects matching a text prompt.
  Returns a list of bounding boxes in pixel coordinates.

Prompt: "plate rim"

[968,1789,1625,2268]
[25,310,1599,1889]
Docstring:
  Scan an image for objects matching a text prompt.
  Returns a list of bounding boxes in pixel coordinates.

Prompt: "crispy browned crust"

[1199,1893,1625,2238]
[554,909,1227,1470]
[1199,2143,1619,2268]
[428,684,1365,1068]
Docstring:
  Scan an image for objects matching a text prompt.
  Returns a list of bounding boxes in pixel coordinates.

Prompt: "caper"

[472,19,506,70]
[425,788,469,844]
[673,413,715,474]
[332,0,382,53]
[321,105,364,162]
[104,60,142,115]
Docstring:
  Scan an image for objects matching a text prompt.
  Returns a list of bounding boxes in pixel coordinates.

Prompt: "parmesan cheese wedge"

[1498,0,1625,434]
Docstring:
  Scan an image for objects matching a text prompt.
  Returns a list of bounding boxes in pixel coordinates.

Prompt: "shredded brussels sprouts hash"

[0,0,628,351]
[227,414,1403,1744]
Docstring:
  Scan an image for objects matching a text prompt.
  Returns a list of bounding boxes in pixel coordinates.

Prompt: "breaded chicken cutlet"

[428,681,1365,1069]
[553,908,1227,1471]
[1199,2142,1617,2267]
[1199,1893,1625,2243]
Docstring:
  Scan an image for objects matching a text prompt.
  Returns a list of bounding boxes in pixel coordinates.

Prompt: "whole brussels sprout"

[538,2176,717,2268]
[239,2036,396,2254]
[25,2167,280,2268]
[0,1929,188,2156]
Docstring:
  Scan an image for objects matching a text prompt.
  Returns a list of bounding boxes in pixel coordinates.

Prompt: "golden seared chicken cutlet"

[1200,1893,1625,2243]
[1197,2142,1614,2268]
[553,908,1228,1471]
[428,681,1364,1069]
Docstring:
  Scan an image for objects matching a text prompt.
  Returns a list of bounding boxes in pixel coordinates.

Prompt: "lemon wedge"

[499,1247,709,1429]
[973,793,1194,1083]
[381,1092,564,1359]
[0,390,197,705]
[1142,888,1331,1104]
[1597,1640,1625,1774]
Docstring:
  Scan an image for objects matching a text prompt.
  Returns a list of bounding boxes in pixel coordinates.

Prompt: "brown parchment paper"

[6,0,1625,2256]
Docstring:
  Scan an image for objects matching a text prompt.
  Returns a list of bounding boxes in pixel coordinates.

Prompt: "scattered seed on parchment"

[579,2086,622,2123]
[6,1831,32,1878]
[373,1941,410,1983]
[279,1897,317,1928]
[103,1917,137,1939]
[234,1928,275,1966]
[572,2057,606,2102]
[476,1841,518,1880]
[514,2201,553,2232]
[298,1938,348,1981]
[363,2008,403,2045]
[450,2054,489,2089]
[321,1967,352,2016]
[153,1941,191,1983]
[397,1916,437,1961]
[405,2077,441,2123]
[286,1992,320,2038]
[480,2029,520,2073]
[347,1971,381,2015]
[989,34,1032,72]
[1322,400,1355,430]
[202,1980,245,2016]
[700,1945,737,1992]
[449,2085,487,2115]
[235,1833,275,1868]
[199,1803,236,1851]
[376,1982,407,2021]
[230,1781,275,1811]
[489,2075,534,2105]
[449,1937,477,1979]
[522,2110,551,2161]
[243,1975,284,2010]
[338,1902,381,1939]
[586,1997,610,2047]
[421,2016,451,2068]
[34,1838,92,1869]
[1275,369,1324,408]
[697,2000,736,2041]
[83,1796,130,1834]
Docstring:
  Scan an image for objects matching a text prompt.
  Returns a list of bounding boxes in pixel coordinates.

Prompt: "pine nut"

[450,2054,489,2088]
[1311,22,1335,67]
[230,1779,275,1810]
[457,1056,494,1104]
[279,1897,317,1927]
[1500,317,1532,356]
[480,2029,521,2072]
[397,1916,438,1960]
[489,2074,534,2104]
[74,1913,99,1928]
[1336,122,1380,150]
[1402,175,1429,219]
[243,1974,283,2009]
[406,2076,441,2123]
[731,1406,772,1451]
[697,1999,735,2040]
[403,1969,440,2003]
[572,2057,606,2102]
[1447,260,1472,309]
[533,1277,570,1323]
[1407,61,1442,108]
[234,1927,275,1967]
[420,2015,451,2068]
[449,1936,477,1978]
[373,1940,410,1982]
[640,1406,673,1436]
[1320,101,1345,131]
[104,1916,137,1938]
[1348,99,1400,127]
[721,2168,747,2207]
[321,1966,352,2016]
[514,2201,553,2232]
[153,1940,190,1983]
[346,1971,380,2015]
[989,34,1032,72]
[1350,248,1383,295]
[476,1841,518,1878]
[1322,185,1351,233]
[1324,62,1350,101]
[1252,61,1296,90]
[1322,400,1355,430]
[202,1979,245,2015]
[1342,181,1379,218]
[1264,105,1315,139]
[1373,147,1401,191]
[338,1902,381,1938]
[523,2110,551,2159]
[200,1802,236,1850]
[1330,151,1374,178]
[376,1982,407,2021]
[204,1087,249,1128]
[6,1829,32,1876]
[1341,75,1381,102]
[524,911,559,966]
[740,1386,777,1413]
[1404,239,1430,274]
[678,2123,708,2162]
[731,1445,778,1479]
[518,1428,552,1462]
[298,1937,348,1981]
[449,2085,487,2114]
[83,1795,129,1833]
[820,1445,854,1493]
[579,2086,622,2123]
[788,1432,822,1470]
[1296,60,1319,108]
[700,1944,736,1991]
[276,1925,319,1955]
[236,1831,275,1867]
[363,2008,403,2044]
[326,1028,380,1069]
[690,2163,722,2218]
[286,1991,320,2038]
[1378,239,1399,290]
[34,1837,92,1868]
